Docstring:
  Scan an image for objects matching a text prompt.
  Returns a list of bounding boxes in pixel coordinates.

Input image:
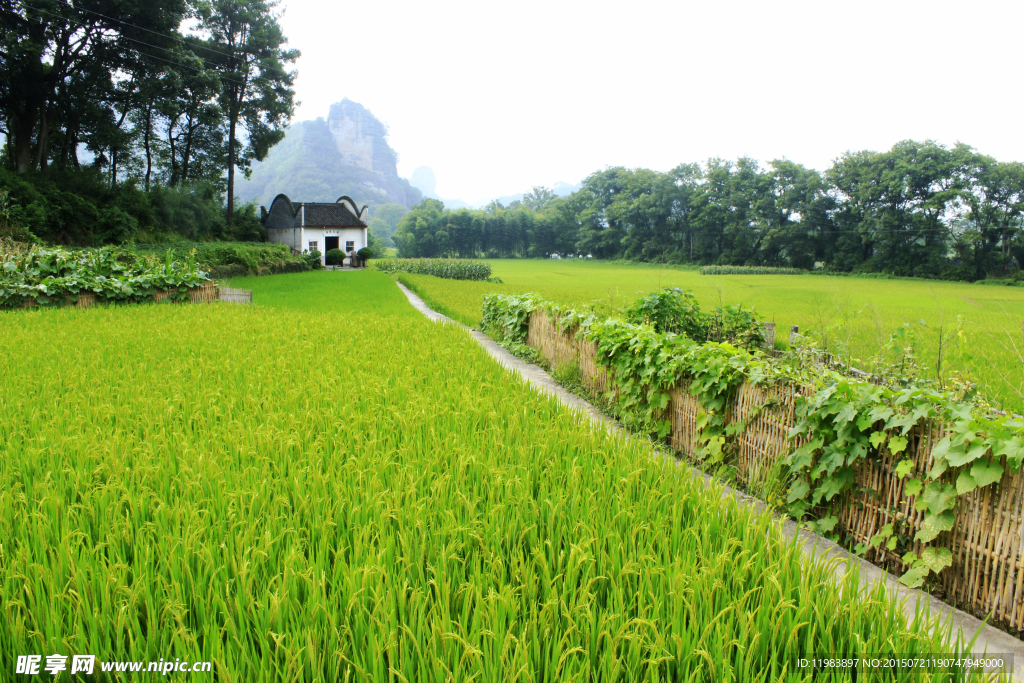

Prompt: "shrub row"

[129,242,306,276]
[373,257,491,280]
[699,265,807,275]
[0,244,209,309]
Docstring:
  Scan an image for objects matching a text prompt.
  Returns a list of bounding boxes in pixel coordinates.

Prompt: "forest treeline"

[396,140,1024,281]
[0,0,296,243]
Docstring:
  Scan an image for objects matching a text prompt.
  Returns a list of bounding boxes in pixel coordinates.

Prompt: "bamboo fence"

[527,309,1024,630]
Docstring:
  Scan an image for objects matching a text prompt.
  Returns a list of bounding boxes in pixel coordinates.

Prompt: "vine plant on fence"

[786,380,1024,587]
[481,288,1024,590]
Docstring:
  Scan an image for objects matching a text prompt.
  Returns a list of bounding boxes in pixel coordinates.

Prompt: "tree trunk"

[182,114,194,183]
[168,126,179,187]
[227,112,236,227]
[144,102,152,192]
[32,106,48,170]
[14,105,38,173]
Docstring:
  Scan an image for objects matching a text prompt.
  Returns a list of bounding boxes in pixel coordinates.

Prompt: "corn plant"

[700,265,807,275]
[372,257,492,280]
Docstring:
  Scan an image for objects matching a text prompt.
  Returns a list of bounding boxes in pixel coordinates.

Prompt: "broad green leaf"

[930,435,952,460]
[916,510,956,543]
[869,431,887,448]
[899,565,929,588]
[816,515,838,533]
[920,547,953,573]
[905,478,923,497]
[971,458,1004,488]
[836,403,858,425]
[956,471,978,495]
[889,435,909,454]
[894,459,914,478]
[886,536,897,551]
[856,414,874,432]
[918,482,957,514]
[949,403,974,422]
[928,458,949,481]
[995,436,1024,470]
[868,405,894,423]
[787,480,810,504]
[946,442,987,467]
[910,403,934,422]
[815,469,854,502]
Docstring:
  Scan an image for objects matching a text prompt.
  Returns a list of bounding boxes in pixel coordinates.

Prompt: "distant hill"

[236,99,422,212]
[478,181,581,209]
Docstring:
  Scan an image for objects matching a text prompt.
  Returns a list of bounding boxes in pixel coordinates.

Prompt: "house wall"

[268,227,302,253]
[302,228,367,264]
[265,198,301,253]
[265,199,299,231]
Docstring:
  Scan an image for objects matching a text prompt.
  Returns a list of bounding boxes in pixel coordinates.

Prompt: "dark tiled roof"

[299,202,365,227]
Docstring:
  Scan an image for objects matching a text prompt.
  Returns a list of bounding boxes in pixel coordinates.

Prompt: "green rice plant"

[398,260,1024,413]
[0,272,992,681]
[372,257,491,280]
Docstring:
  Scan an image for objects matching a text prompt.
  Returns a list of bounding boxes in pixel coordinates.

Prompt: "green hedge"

[373,258,491,280]
[129,242,306,276]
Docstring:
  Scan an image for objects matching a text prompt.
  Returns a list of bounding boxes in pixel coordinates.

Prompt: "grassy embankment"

[0,270,981,681]
[396,260,1024,413]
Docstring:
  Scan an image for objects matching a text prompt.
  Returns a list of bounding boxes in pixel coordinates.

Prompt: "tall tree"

[962,159,1024,276]
[195,0,298,226]
[155,42,224,188]
[0,0,186,173]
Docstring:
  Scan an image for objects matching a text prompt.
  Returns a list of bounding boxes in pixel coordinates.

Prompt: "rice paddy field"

[0,270,989,681]
[394,260,1024,413]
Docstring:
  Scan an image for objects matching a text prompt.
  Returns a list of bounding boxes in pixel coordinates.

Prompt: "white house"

[261,194,369,265]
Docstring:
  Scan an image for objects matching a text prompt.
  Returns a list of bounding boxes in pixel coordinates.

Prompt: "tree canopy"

[0,0,298,240]
[395,141,1024,281]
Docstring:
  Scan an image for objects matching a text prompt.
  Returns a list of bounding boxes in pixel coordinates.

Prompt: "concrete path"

[396,280,1023,679]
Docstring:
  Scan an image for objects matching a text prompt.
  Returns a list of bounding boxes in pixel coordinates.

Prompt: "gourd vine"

[480,288,1024,590]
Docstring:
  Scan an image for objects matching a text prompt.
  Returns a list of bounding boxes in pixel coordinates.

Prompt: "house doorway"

[324,236,340,253]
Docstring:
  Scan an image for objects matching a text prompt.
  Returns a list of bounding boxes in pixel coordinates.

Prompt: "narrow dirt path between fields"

[395,280,1024,679]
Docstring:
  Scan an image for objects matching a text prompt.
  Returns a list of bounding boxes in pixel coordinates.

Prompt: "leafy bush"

[626,287,707,338]
[700,265,807,275]
[0,245,209,308]
[129,242,306,277]
[357,247,374,261]
[325,248,345,266]
[481,293,544,342]
[626,286,765,349]
[0,168,264,245]
[304,250,323,270]
[373,258,491,280]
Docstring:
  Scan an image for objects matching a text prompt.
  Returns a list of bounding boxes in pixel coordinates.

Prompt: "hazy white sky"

[277,0,1022,205]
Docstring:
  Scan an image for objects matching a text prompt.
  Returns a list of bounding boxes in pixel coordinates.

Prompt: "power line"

[21,3,247,88]
[19,1,294,85]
